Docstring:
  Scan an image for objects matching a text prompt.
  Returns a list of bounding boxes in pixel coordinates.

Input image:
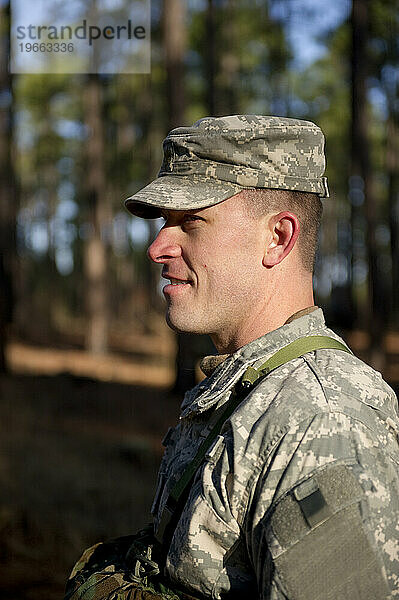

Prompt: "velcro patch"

[270,464,390,599]
[293,476,332,528]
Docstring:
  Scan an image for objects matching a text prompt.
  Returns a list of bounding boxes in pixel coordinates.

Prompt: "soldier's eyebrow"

[159,207,210,223]
[189,207,209,217]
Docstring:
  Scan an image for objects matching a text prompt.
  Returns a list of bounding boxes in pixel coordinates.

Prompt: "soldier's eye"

[183,215,203,222]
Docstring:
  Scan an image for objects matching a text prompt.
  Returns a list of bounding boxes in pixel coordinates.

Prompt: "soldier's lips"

[162,274,193,295]
[163,281,192,295]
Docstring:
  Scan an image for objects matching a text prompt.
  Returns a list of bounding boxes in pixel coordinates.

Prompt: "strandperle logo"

[16,19,146,47]
[10,0,151,74]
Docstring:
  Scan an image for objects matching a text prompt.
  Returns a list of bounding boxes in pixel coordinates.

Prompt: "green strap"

[155,335,352,544]
[241,335,351,387]
[169,386,244,504]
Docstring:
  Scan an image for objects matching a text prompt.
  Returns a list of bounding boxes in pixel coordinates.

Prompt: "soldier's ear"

[262,211,300,268]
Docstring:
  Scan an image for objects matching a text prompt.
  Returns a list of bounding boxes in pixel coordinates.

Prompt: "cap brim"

[124,174,243,218]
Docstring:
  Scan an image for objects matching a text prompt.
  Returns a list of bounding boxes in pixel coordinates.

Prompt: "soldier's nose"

[147,228,182,264]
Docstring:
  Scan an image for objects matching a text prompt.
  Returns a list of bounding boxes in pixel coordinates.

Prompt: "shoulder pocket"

[270,464,390,600]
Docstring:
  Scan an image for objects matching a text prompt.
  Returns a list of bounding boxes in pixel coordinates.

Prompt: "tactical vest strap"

[155,335,352,545]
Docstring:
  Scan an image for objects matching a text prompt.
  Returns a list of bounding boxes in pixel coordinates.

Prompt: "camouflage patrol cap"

[124,115,329,218]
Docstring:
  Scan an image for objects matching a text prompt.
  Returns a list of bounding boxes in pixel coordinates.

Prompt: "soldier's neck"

[211,296,316,355]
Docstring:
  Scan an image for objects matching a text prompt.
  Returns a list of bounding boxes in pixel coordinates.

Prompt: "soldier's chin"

[165,311,204,335]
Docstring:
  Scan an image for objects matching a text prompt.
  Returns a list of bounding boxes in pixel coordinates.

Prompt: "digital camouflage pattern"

[124,115,329,219]
[66,309,399,599]
[65,530,200,600]
[151,309,399,599]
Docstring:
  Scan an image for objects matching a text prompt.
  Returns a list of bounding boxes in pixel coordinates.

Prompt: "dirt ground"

[0,370,182,600]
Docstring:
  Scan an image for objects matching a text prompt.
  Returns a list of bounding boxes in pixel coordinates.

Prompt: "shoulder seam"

[302,354,331,407]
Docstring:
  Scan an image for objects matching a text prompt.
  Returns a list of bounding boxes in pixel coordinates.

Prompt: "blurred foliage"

[6,0,399,349]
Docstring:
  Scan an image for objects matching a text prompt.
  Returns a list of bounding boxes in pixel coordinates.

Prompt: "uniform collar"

[199,306,319,377]
[180,307,326,418]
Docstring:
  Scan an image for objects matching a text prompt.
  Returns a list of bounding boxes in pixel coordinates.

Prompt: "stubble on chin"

[165,305,211,336]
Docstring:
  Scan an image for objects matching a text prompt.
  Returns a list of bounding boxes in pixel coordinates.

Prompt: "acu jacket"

[152,309,399,599]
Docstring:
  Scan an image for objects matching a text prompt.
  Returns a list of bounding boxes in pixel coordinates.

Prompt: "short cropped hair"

[240,188,323,273]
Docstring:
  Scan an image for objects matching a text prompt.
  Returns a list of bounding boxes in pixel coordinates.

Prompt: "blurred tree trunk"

[351,0,384,367]
[383,6,399,328]
[83,74,110,354]
[141,77,164,318]
[0,1,15,373]
[205,0,216,116]
[163,0,211,394]
[205,0,240,116]
[387,114,399,326]
[218,1,240,115]
[164,0,186,129]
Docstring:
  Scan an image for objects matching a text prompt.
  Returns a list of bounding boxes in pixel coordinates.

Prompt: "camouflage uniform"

[151,308,399,599]
[67,116,399,599]
[124,115,399,598]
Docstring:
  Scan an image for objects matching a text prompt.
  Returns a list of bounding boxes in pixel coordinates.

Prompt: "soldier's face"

[147,194,270,346]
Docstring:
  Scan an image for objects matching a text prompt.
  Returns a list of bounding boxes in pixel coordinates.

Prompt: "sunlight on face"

[147,195,270,341]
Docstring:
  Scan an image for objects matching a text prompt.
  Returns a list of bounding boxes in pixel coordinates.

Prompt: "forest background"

[0,0,398,598]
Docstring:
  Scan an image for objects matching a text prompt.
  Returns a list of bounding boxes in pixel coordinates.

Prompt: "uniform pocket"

[270,464,390,600]
[167,481,243,599]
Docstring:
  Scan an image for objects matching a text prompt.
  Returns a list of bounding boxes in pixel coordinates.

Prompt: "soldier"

[66,115,399,599]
